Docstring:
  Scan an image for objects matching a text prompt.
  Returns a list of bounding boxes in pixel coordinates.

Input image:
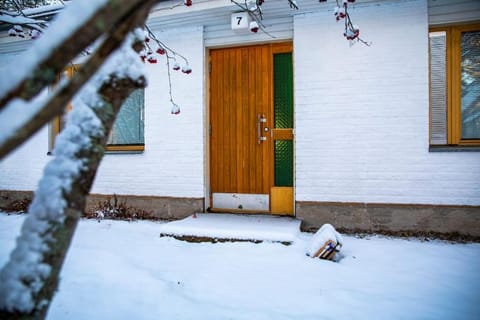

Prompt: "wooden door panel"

[210,45,272,196]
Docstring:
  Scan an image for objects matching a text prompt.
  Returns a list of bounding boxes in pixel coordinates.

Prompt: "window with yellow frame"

[429,23,480,147]
[49,66,145,153]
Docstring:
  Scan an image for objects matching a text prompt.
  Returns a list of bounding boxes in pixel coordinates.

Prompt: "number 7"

[236,16,242,25]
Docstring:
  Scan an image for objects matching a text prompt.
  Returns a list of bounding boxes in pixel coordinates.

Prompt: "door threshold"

[207,207,270,215]
[207,207,293,217]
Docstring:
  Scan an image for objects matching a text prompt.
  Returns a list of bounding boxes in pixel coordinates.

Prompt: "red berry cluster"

[140,36,192,74]
[138,28,194,116]
[334,0,360,41]
[8,25,25,38]
[344,26,359,40]
[334,6,346,21]
[250,21,259,33]
[30,29,41,39]
[334,0,355,21]
[171,103,181,115]
[8,25,42,40]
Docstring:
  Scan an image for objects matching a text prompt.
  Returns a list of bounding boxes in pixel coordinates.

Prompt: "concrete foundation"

[2,190,479,237]
[0,190,204,220]
[296,201,480,237]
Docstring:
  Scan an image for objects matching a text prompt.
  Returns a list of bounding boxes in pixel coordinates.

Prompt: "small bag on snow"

[307,224,343,261]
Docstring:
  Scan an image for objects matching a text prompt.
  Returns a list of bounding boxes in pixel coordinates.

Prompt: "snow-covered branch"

[0,11,45,26]
[0,2,65,38]
[0,0,371,317]
[0,0,164,160]
[0,0,165,111]
[0,1,63,11]
[0,30,148,319]
[0,0,158,318]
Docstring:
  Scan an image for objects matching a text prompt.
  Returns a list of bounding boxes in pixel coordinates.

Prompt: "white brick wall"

[0,26,206,199]
[1,0,479,207]
[93,26,205,198]
[0,83,50,191]
[294,0,480,205]
[0,127,50,191]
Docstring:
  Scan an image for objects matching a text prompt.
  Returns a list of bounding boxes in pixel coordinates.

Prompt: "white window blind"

[429,31,448,145]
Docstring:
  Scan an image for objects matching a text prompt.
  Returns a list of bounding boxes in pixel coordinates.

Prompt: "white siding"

[294,0,480,206]
[0,38,31,68]
[428,0,480,26]
[204,15,293,48]
[148,0,480,49]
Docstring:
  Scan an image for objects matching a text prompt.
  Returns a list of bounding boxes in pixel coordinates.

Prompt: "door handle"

[257,113,268,144]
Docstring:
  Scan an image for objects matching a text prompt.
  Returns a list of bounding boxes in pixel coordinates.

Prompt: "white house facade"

[0,0,479,236]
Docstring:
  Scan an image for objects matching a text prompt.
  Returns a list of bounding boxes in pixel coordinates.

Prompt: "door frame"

[205,41,294,215]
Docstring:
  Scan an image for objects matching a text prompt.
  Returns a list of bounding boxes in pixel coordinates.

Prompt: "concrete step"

[159,213,301,244]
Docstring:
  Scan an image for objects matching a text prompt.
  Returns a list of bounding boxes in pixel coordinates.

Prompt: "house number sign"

[231,12,251,33]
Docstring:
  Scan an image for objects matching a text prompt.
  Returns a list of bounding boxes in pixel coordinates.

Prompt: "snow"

[306,223,343,257]
[0,25,145,312]
[22,3,68,17]
[98,30,147,84]
[1,213,479,319]
[0,96,103,312]
[158,213,301,243]
[0,14,45,25]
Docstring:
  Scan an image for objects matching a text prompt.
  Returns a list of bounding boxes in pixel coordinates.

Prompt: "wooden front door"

[209,43,293,214]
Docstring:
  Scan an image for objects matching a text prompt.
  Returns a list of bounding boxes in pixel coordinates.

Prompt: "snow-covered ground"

[1,213,479,320]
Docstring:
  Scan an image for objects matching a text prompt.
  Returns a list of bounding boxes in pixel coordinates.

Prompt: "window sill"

[429,145,480,152]
[105,150,144,155]
[48,148,145,156]
[106,144,144,153]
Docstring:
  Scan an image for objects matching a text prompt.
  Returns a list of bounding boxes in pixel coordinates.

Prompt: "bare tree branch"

[0,0,161,160]
[0,0,170,111]
[0,1,157,318]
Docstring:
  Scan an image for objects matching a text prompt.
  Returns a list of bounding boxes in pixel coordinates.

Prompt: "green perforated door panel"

[275,140,293,186]
[274,53,294,129]
[274,53,293,187]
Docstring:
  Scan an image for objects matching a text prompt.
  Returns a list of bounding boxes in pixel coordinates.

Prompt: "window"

[104,89,145,152]
[429,23,480,147]
[50,67,145,152]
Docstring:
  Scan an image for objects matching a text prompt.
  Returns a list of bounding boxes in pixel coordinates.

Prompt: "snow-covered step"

[159,213,301,244]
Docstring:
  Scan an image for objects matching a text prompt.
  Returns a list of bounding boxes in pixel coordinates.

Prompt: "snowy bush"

[1,198,32,213]
[88,194,155,222]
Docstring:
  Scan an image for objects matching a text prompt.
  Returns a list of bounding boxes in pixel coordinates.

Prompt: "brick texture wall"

[293,0,480,206]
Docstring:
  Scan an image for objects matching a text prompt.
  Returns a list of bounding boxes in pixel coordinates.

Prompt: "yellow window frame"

[50,65,145,153]
[431,23,480,146]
